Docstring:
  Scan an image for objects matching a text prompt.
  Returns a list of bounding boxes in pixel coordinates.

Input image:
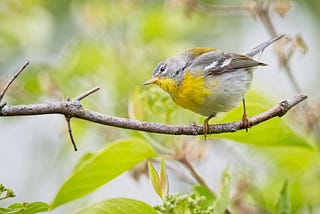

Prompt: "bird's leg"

[242,98,250,132]
[203,114,215,140]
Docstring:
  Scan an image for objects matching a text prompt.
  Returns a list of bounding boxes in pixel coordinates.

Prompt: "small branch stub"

[74,87,100,101]
[65,116,78,151]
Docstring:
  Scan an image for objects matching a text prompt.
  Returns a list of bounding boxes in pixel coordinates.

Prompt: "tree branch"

[0,93,307,135]
[65,115,77,151]
[179,154,211,190]
[0,61,29,104]
[74,87,100,101]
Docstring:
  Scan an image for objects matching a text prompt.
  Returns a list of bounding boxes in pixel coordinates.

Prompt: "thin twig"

[74,87,100,101]
[65,116,78,151]
[0,61,29,104]
[252,1,319,140]
[178,154,212,191]
[0,93,307,135]
[253,1,303,93]
[257,5,304,92]
[255,2,277,37]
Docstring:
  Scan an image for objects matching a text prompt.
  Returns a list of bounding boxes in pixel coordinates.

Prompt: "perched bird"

[144,35,285,137]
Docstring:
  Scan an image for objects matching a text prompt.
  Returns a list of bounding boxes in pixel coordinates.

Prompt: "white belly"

[195,69,253,116]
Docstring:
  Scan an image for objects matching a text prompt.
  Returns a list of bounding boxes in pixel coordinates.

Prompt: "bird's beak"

[143,77,159,85]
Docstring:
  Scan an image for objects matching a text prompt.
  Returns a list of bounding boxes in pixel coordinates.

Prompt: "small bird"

[144,35,285,137]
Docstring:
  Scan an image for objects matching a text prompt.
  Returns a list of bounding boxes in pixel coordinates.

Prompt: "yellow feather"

[189,48,216,57]
[155,72,211,112]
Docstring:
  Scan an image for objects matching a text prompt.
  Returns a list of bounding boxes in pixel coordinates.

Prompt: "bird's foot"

[203,120,209,140]
[242,113,250,132]
[203,115,214,140]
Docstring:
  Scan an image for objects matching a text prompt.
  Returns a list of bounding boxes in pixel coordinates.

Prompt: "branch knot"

[279,100,289,117]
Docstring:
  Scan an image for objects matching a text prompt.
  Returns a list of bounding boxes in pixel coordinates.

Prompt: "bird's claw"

[203,120,209,140]
[242,114,250,132]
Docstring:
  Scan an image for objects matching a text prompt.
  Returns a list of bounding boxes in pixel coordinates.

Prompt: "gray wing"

[190,51,267,75]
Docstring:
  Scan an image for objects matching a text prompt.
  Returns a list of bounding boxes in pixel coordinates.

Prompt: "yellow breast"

[156,72,211,112]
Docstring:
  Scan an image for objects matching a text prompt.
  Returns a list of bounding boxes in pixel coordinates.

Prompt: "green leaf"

[148,158,168,199]
[73,152,95,171]
[159,158,168,198]
[0,202,49,214]
[51,138,156,209]
[214,91,310,147]
[193,185,216,209]
[148,161,160,196]
[0,183,15,200]
[213,168,231,214]
[275,180,291,214]
[76,198,157,214]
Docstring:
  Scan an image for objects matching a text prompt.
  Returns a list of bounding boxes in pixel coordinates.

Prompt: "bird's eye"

[159,65,166,72]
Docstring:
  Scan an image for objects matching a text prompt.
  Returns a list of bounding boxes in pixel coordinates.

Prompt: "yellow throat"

[155,72,211,112]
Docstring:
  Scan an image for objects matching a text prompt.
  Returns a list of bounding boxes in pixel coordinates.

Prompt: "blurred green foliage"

[1,0,320,213]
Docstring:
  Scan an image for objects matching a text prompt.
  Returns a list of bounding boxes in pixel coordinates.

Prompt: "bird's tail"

[245,34,285,57]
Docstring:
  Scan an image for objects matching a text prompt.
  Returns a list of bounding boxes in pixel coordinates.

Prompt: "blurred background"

[0,0,319,213]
